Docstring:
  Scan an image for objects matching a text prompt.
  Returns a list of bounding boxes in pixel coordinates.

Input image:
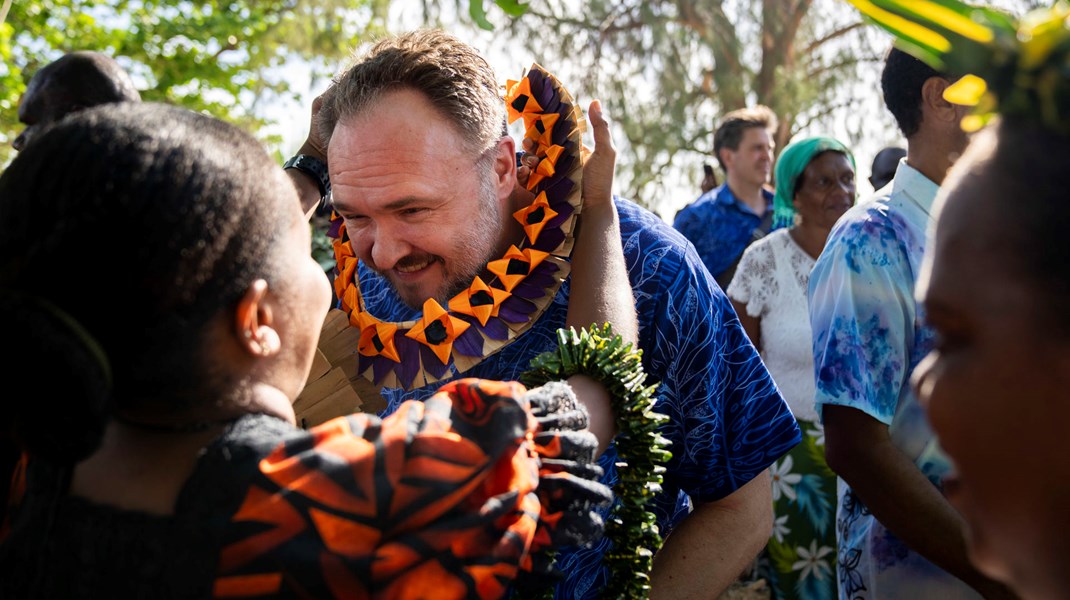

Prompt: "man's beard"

[379,172,502,310]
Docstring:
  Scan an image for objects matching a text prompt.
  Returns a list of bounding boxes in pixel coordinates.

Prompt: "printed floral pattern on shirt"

[808,162,981,600]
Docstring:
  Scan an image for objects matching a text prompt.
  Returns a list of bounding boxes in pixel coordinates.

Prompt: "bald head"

[14,51,140,152]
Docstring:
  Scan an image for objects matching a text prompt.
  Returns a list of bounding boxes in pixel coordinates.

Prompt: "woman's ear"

[234,279,281,358]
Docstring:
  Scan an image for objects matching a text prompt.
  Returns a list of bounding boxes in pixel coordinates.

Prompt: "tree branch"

[804,22,866,56]
[0,0,13,27]
[793,98,859,131]
[806,53,881,79]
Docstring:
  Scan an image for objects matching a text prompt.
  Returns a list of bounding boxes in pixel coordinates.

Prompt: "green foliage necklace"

[522,325,672,599]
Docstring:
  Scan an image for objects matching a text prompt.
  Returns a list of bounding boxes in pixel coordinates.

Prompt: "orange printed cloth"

[214,378,609,599]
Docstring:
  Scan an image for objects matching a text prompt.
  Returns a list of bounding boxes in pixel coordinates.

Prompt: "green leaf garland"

[521,324,672,599]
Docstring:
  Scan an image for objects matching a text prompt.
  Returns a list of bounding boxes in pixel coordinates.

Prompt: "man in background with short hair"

[673,105,777,288]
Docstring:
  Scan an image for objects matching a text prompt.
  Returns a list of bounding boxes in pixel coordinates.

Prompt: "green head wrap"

[773,136,855,229]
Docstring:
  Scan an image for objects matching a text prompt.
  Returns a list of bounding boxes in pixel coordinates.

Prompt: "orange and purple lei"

[327,65,584,391]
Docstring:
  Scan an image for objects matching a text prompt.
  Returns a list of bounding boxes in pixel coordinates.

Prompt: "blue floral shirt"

[672,184,776,284]
[808,161,980,600]
[360,198,801,599]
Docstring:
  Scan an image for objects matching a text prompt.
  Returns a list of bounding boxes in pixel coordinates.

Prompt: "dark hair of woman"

[0,102,290,463]
[948,117,1070,335]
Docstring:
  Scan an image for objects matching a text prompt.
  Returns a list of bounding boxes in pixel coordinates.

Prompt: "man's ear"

[491,135,518,202]
[718,146,735,172]
[922,77,961,124]
[234,279,281,358]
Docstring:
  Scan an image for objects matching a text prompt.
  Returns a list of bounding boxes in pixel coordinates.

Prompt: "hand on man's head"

[514,100,616,209]
[299,87,334,162]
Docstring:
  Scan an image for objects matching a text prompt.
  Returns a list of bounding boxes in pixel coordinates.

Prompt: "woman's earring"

[793,213,803,227]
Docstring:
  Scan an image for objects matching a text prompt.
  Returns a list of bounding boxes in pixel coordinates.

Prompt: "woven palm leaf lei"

[521,324,672,598]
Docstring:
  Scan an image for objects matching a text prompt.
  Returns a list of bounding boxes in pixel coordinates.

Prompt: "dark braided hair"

[0,102,294,463]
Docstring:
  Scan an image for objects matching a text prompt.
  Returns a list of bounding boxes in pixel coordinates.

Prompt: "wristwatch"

[283,154,331,202]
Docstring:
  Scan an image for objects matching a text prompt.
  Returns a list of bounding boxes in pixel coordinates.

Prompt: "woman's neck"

[789,224,832,260]
[68,382,295,516]
[116,382,296,430]
[69,421,224,516]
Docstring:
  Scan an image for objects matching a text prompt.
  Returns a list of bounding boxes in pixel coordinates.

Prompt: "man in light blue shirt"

[809,48,1014,599]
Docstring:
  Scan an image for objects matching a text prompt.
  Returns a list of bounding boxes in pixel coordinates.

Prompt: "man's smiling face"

[328,88,509,309]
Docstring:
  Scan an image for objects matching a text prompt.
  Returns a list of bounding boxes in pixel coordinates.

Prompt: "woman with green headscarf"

[726,135,855,600]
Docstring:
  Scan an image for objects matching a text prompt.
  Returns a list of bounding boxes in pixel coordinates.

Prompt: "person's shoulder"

[672,186,727,223]
[825,192,900,243]
[617,197,704,270]
[615,198,727,322]
[618,197,689,248]
[816,191,920,280]
[743,227,788,255]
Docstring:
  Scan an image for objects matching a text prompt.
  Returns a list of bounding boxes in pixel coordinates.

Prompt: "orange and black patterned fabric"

[0,379,609,599]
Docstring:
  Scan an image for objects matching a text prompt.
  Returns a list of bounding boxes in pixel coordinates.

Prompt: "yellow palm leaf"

[1019,3,1070,69]
[898,0,995,43]
[944,74,987,105]
[848,0,952,53]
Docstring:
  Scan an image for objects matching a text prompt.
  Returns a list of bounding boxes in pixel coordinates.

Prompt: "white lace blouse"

[726,229,818,422]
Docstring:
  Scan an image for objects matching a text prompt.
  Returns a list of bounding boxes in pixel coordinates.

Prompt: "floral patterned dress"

[728,229,836,600]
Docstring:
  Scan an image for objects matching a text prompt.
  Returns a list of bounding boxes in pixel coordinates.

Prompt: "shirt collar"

[890,158,940,215]
[712,183,774,215]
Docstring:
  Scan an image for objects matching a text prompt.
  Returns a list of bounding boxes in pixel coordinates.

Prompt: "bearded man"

[286,30,799,599]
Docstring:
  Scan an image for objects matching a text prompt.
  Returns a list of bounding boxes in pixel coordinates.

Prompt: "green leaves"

[845,0,1017,74]
[469,0,529,30]
[1,0,377,164]
[523,324,672,598]
[844,0,1070,134]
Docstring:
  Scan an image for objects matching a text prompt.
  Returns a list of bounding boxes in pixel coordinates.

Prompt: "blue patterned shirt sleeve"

[808,205,918,424]
[638,227,801,500]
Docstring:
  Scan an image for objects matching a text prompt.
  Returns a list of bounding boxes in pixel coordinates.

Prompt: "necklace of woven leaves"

[327,64,583,391]
[521,324,673,599]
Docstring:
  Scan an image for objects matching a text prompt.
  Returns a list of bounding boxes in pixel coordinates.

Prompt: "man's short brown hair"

[319,30,505,156]
[712,105,778,171]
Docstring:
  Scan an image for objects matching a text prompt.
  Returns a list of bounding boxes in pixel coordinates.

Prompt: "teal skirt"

[758,418,837,600]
